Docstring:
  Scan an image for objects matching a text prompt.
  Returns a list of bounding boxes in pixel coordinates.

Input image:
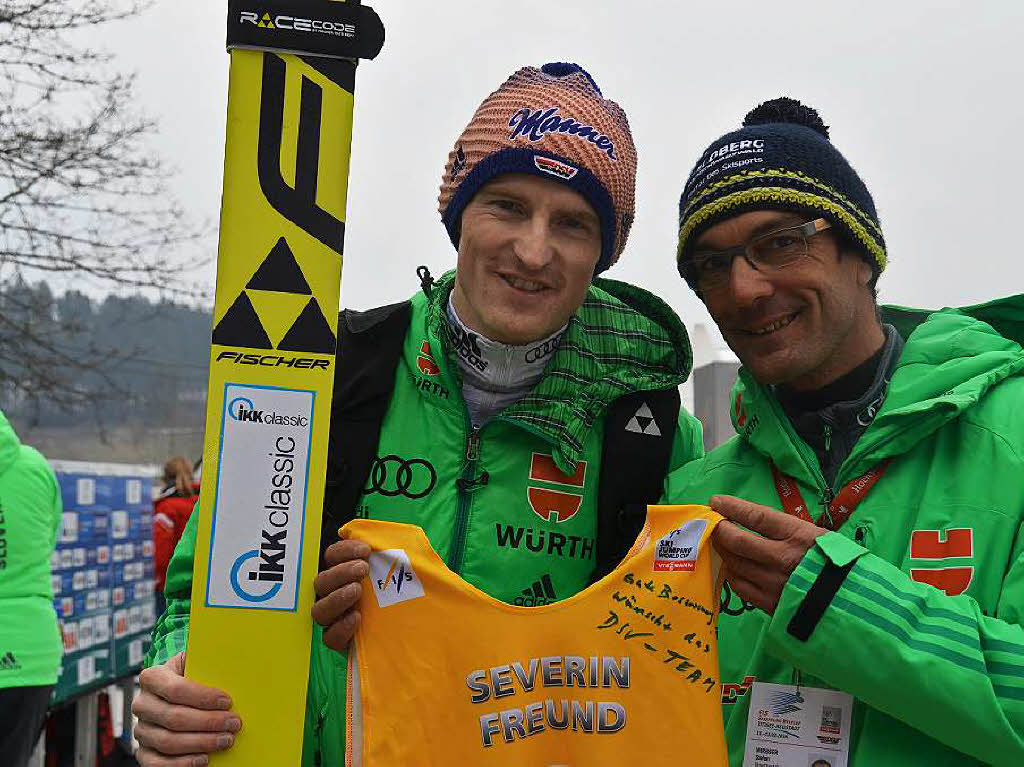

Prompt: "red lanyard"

[770,460,890,531]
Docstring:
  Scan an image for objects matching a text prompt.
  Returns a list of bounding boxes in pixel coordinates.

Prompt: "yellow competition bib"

[342,505,728,765]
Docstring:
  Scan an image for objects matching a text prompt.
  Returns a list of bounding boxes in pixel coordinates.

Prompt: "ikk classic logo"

[206,383,315,611]
[369,548,425,608]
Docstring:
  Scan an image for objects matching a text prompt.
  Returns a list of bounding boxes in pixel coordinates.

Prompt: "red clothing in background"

[152,485,199,592]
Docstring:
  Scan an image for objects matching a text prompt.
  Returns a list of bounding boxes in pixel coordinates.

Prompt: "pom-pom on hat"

[676,97,886,289]
[438,62,637,275]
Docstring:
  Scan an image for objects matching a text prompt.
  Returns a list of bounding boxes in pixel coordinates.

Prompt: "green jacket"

[148,272,704,765]
[0,409,62,688]
[664,297,1024,766]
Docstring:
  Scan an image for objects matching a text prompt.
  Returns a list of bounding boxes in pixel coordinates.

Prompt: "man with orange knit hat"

[135,62,704,765]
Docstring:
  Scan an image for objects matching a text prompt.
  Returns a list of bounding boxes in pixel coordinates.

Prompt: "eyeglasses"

[682,218,832,292]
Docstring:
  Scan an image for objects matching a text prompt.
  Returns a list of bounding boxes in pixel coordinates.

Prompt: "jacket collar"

[731,303,1024,488]
[421,271,693,472]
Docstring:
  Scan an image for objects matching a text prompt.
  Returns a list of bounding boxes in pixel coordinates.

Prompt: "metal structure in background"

[693,360,742,451]
[689,323,742,451]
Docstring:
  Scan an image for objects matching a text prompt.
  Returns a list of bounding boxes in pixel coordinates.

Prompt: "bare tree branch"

[0,0,211,408]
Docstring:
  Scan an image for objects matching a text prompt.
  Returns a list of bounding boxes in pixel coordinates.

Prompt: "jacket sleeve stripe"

[850,565,977,630]
[841,569,982,651]
[772,541,1024,761]
[987,638,1024,655]
[792,548,984,653]
[994,684,1024,701]
[789,571,988,674]
[989,660,1024,677]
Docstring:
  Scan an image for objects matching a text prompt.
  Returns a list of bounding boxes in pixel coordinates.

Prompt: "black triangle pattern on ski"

[245,237,312,295]
[278,297,337,354]
[212,292,273,349]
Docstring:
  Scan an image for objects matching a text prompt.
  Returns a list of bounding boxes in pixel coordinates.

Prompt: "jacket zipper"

[820,485,835,529]
[854,525,867,546]
[447,426,481,572]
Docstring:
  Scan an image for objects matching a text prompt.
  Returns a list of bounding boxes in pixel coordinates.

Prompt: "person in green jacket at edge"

[132,62,705,765]
[666,96,1024,766]
[0,410,63,767]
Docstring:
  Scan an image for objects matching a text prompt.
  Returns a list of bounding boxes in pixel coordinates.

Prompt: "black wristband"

[787,558,856,641]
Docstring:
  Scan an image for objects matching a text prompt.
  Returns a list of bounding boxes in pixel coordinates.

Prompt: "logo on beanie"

[508,108,617,160]
[451,145,467,180]
[533,156,578,180]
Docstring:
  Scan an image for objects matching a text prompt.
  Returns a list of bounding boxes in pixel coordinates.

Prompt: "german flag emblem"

[417,340,439,376]
[527,453,586,523]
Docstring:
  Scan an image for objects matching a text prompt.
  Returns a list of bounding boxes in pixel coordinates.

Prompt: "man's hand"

[710,495,827,615]
[133,651,241,766]
[312,538,370,651]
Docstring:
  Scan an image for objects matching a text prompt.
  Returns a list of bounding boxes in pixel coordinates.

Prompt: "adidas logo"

[514,574,556,607]
[625,402,661,436]
[0,651,20,671]
[211,237,336,354]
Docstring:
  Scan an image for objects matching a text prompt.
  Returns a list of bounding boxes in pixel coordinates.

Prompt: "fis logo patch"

[533,155,578,180]
[654,519,708,572]
[369,548,425,608]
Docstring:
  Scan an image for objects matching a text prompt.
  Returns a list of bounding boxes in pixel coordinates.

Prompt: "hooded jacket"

[664,296,1024,766]
[0,410,62,689]
[147,272,704,765]
[152,485,199,593]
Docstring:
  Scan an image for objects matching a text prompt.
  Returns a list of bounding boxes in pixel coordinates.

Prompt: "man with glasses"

[666,97,1024,765]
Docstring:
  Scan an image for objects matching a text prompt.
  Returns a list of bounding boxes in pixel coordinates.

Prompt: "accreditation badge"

[743,682,853,767]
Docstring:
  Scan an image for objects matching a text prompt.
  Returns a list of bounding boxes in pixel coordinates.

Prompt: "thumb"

[710,495,794,540]
[168,650,187,676]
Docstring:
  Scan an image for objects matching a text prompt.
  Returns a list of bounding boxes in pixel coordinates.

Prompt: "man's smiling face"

[694,209,875,390]
[451,173,602,345]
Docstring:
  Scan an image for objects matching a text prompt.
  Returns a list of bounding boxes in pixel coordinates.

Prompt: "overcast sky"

[98,0,1024,351]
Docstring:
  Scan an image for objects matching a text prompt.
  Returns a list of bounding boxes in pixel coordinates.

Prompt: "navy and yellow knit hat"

[439,62,637,275]
[676,97,886,287]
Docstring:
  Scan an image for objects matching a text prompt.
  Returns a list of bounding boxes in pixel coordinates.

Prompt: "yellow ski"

[186,2,383,763]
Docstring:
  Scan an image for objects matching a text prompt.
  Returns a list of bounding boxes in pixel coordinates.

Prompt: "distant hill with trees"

[2,280,212,464]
